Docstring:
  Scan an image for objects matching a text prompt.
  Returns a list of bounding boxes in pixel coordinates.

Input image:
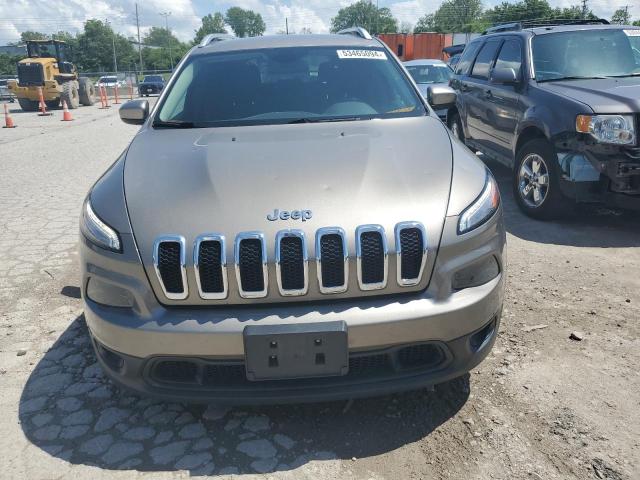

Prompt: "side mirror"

[490,67,519,85]
[119,99,149,125]
[427,85,457,109]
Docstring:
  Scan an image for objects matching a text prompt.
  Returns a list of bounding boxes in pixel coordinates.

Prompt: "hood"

[538,77,640,113]
[124,115,454,305]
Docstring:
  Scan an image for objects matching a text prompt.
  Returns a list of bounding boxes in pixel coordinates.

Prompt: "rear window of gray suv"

[157,46,426,127]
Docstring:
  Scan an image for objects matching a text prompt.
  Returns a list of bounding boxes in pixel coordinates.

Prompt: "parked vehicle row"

[431,20,640,217]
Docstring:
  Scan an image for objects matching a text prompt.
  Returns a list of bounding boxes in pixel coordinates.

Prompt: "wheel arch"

[515,125,548,158]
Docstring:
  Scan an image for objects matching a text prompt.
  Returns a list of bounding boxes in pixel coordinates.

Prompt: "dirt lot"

[0,102,638,479]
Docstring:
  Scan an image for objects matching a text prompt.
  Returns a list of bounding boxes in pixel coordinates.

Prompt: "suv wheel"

[448,112,464,142]
[513,138,565,219]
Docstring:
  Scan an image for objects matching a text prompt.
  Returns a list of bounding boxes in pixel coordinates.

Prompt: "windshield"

[157,46,425,127]
[405,64,452,84]
[533,28,640,81]
[144,76,163,82]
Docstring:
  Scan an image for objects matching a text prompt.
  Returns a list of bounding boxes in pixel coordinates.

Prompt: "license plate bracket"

[243,321,348,381]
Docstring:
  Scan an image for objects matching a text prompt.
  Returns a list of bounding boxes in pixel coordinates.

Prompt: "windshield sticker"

[337,50,387,60]
[624,29,640,36]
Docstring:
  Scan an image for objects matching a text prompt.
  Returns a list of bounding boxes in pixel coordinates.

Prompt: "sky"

[0,0,636,44]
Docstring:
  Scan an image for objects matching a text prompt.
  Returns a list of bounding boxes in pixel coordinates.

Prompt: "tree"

[426,0,484,33]
[400,21,413,34]
[483,0,596,27]
[414,14,436,33]
[194,12,226,44]
[0,53,23,75]
[330,0,398,34]
[611,8,631,25]
[20,31,49,42]
[75,20,136,72]
[633,20,640,27]
[142,27,189,70]
[225,7,266,37]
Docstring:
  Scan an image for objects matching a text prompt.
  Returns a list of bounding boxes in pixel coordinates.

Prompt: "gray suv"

[80,30,505,404]
[447,21,640,218]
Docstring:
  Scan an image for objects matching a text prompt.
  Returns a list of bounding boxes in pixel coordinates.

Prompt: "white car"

[94,76,125,88]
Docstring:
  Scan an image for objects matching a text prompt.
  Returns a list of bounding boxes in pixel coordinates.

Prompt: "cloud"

[0,0,636,44]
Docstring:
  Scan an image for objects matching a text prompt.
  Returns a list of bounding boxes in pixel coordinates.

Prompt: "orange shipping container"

[378,33,453,61]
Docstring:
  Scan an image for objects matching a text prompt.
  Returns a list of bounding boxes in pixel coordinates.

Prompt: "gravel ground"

[0,102,639,479]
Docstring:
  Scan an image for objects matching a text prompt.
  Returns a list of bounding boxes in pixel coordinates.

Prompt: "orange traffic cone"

[128,82,134,100]
[113,84,120,104]
[3,103,16,128]
[37,87,52,116]
[61,100,73,121]
[99,86,111,109]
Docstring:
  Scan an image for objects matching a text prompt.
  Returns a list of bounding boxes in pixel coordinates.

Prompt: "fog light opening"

[470,319,496,353]
[96,342,125,372]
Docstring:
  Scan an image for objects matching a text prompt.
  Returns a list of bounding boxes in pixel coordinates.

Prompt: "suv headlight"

[458,171,500,235]
[576,114,636,145]
[80,198,121,252]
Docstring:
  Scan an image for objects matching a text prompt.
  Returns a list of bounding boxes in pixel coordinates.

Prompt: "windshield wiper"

[152,120,196,128]
[607,73,640,78]
[538,75,608,83]
[287,116,363,124]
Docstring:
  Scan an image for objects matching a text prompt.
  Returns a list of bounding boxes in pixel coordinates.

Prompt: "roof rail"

[483,22,522,35]
[483,18,610,35]
[198,33,234,48]
[337,27,373,40]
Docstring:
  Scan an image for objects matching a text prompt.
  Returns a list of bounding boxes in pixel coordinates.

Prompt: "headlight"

[80,198,121,252]
[458,171,500,235]
[576,114,636,145]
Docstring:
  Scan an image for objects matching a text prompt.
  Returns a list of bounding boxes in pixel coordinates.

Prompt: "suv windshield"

[144,76,163,82]
[406,64,452,84]
[157,46,425,127]
[533,28,640,81]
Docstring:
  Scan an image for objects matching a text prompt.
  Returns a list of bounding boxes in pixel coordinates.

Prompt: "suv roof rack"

[336,27,373,40]
[198,34,235,48]
[483,18,610,35]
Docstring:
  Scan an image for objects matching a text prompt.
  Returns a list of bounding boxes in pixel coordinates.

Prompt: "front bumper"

[81,210,505,403]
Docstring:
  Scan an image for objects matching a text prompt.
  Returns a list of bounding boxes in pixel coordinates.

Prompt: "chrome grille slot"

[356,225,387,290]
[395,222,428,286]
[275,230,308,296]
[316,227,348,294]
[153,236,188,300]
[194,234,227,299]
[234,232,268,298]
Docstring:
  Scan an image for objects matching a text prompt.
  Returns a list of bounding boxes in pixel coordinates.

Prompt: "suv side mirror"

[119,99,149,125]
[490,67,519,85]
[427,85,457,109]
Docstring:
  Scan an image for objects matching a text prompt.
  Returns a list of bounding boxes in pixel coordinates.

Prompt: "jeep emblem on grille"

[267,209,312,222]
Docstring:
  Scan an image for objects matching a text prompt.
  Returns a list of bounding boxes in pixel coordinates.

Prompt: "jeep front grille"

[153,236,188,300]
[234,232,268,298]
[316,228,348,294]
[356,225,387,290]
[395,222,428,286]
[152,222,428,302]
[275,230,308,296]
[194,234,227,299]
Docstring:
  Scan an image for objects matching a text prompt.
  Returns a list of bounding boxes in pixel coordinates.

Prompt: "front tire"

[513,138,566,219]
[78,77,95,106]
[61,81,80,109]
[17,97,39,111]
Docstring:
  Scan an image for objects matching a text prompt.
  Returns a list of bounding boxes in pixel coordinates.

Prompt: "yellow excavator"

[8,40,95,111]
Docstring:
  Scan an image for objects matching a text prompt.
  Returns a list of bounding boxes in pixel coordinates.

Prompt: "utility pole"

[581,0,588,19]
[135,3,143,74]
[105,19,117,73]
[286,17,289,35]
[159,11,173,71]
